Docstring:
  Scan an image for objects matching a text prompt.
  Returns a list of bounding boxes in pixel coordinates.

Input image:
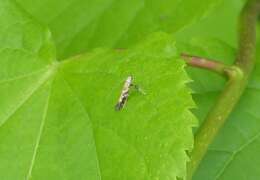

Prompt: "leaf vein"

[0,65,57,128]
[214,131,260,179]
[26,79,53,180]
[0,68,47,85]
[61,73,102,180]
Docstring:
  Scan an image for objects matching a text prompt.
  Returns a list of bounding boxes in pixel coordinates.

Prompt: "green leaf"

[0,1,196,179]
[16,0,221,58]
[175,0,245,47]
[177,37,260,179]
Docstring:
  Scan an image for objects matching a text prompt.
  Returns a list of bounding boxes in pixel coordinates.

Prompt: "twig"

[181,53,229,77]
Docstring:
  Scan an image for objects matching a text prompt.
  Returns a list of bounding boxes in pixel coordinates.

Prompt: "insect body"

[115,76,133,111]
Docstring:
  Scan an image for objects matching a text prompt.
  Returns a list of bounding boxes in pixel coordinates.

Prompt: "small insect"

[115,76,145,111]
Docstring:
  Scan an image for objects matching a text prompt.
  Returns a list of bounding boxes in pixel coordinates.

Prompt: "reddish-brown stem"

[181,53,229,77]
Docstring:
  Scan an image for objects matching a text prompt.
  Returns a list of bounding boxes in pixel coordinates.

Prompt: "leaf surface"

[16,0,221,58]
[0,1,196,179]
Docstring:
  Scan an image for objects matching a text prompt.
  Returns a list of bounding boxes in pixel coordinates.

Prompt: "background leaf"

[175,0,245,47]
[175,0,260,178]
[15,0,222,59]
[0,1,196,179]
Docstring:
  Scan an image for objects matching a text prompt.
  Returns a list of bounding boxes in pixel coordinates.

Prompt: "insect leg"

[131,84,146,95]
